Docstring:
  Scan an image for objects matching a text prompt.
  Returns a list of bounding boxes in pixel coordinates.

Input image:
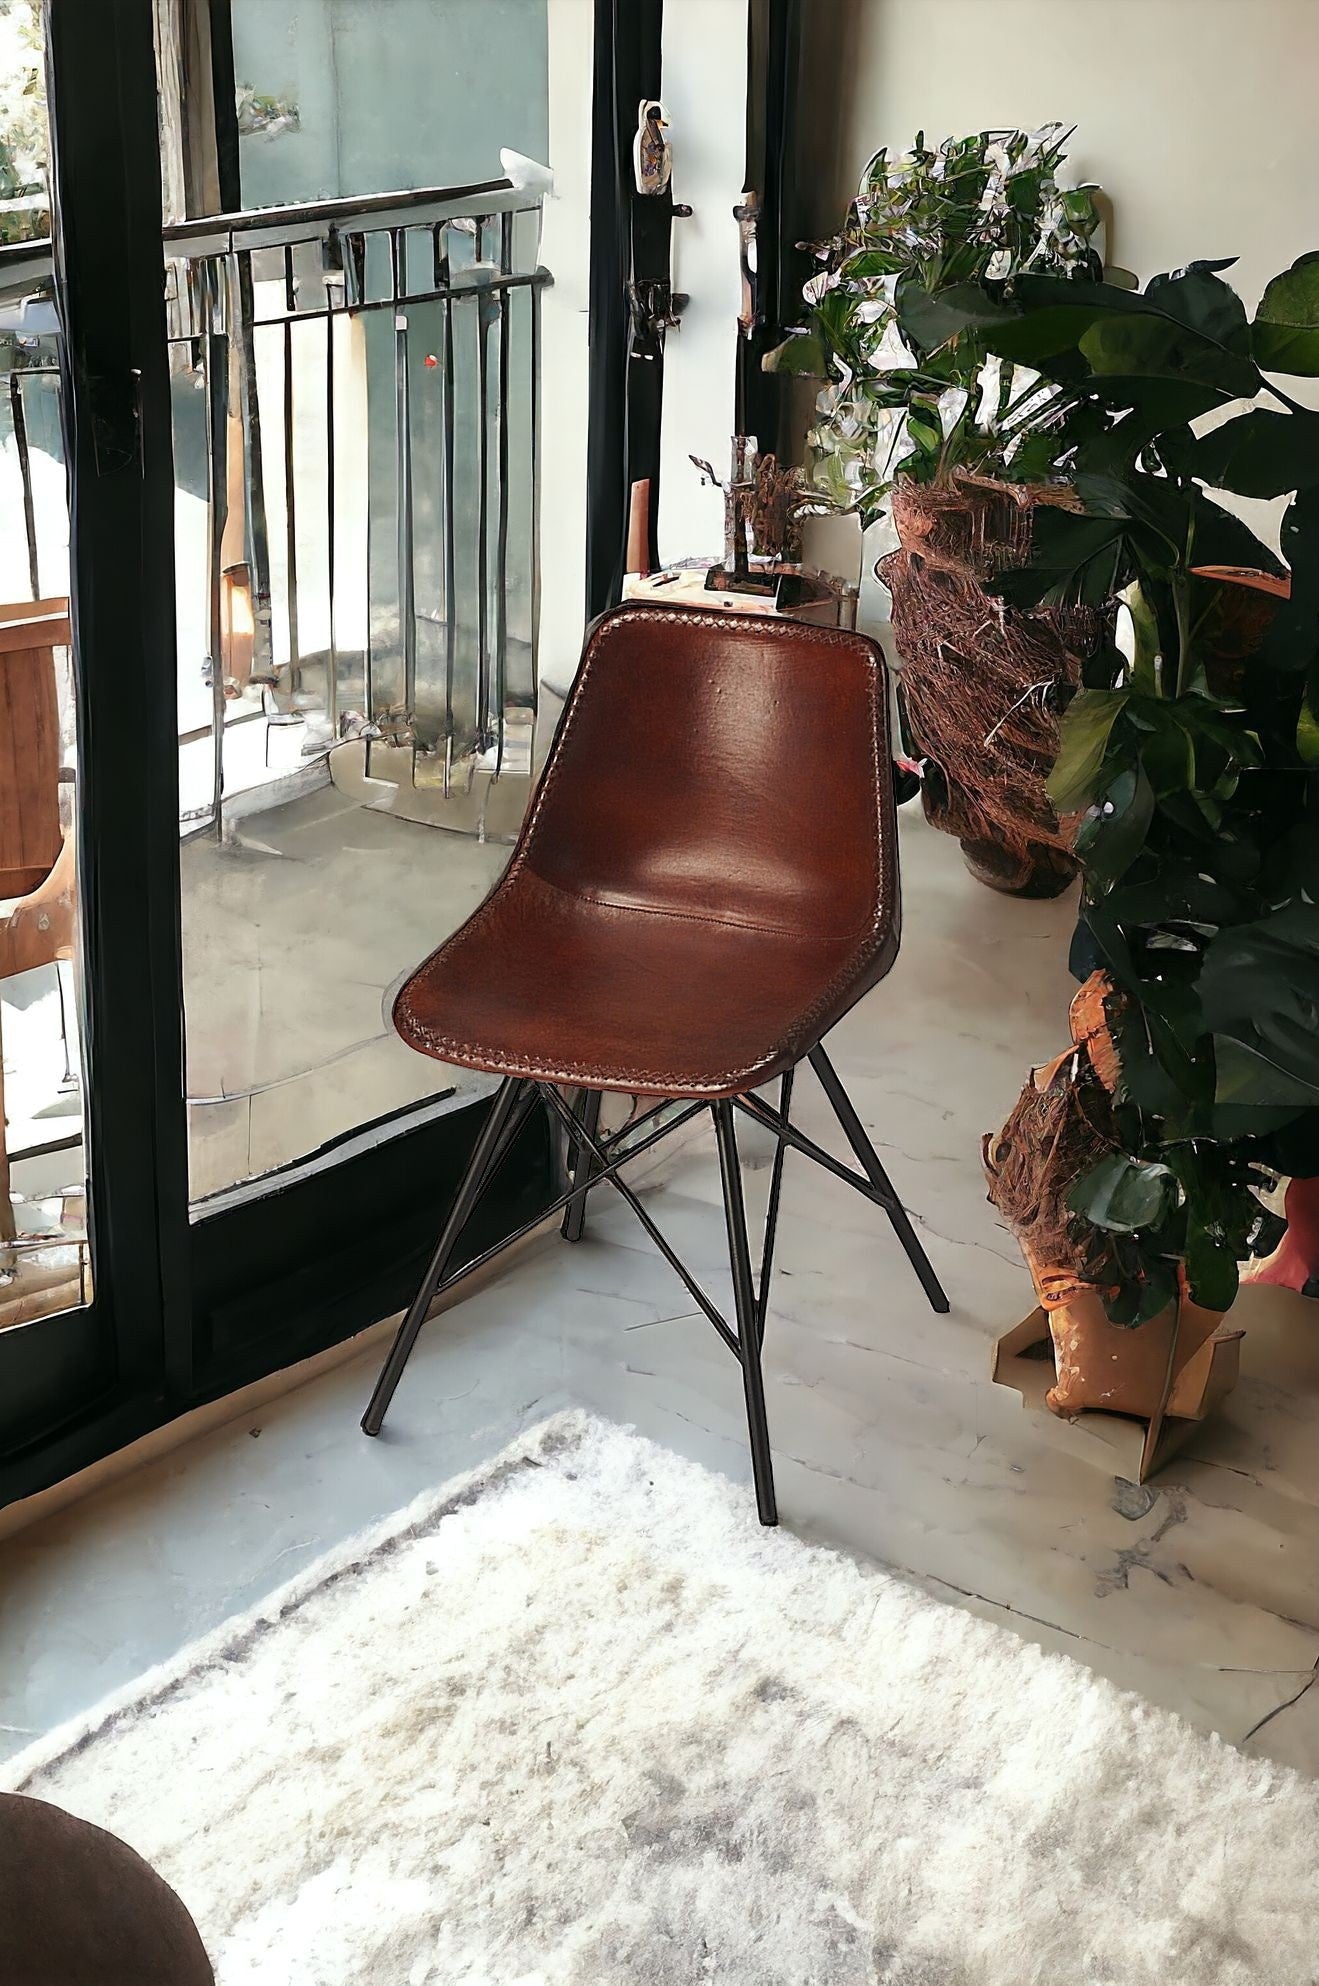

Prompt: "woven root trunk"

[884,476,1112,898]
[983,1047,1119,1287]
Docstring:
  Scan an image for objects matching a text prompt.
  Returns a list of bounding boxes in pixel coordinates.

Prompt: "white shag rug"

[7,1413,1319,1986]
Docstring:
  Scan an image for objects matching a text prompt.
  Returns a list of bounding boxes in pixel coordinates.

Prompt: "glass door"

[172,0,550,1212]
[170,0,556,1396]
[1,0,556,1505]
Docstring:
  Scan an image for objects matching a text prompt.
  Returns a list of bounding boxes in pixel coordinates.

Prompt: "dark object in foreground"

[0,1792,214,1985]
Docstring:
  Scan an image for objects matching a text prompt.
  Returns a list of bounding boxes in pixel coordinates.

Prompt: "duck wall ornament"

[633,99,672,197]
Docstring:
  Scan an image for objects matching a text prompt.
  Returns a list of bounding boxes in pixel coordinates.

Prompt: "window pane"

[173,0,549,1204]
[232,0,549,209]
[0,5,91,1325]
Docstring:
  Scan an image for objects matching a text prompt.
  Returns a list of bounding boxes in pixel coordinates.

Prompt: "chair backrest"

[520,604,897,944]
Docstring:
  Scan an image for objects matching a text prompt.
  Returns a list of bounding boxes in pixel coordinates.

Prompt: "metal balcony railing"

[0,175,551,832]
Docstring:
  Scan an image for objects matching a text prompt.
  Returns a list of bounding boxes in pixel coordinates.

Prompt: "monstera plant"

[924,253,1319,1360]
[767,128,1124,896]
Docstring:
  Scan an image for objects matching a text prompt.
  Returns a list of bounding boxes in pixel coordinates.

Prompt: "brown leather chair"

[363,605,948,1522]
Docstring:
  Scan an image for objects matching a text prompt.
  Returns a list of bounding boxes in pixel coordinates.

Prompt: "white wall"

[537,0,753,681]
[656,0,748,568]
[537,0,594,700]
[822,0,1319,316]
[796,0,1319,602]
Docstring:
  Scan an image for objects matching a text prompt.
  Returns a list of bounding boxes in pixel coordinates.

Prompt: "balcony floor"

[4,807,1319,1781]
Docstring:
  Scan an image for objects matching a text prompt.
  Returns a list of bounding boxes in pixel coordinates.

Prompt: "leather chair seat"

[396,865,898,1098]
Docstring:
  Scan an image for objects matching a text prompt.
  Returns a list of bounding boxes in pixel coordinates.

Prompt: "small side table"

[623,562,859,629]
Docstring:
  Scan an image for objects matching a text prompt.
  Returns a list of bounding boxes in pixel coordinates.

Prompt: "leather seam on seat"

[517,867,872,943]
[393,1021,794,1095]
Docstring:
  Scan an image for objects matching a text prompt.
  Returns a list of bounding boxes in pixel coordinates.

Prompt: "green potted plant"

[768,125,1121,895]
[930,252,1319,1416]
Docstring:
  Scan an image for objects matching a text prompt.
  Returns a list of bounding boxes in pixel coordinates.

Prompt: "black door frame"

[1,0,553,1509]
[584,0,664,621]
[584,0,799,618]
[0,0,194,1502]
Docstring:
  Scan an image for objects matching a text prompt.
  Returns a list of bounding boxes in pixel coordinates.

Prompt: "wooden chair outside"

[0,599,78,1303]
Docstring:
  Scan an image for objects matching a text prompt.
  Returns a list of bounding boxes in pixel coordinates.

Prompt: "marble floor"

[181,776,508,1200]
[4,806,1319,1779]
[8,707,553,1217]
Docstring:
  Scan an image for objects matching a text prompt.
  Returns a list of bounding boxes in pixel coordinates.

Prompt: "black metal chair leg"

[808,1042,950,1314]
[561,1085,603,1242]
[713,1099,779,1527]
[754,1069,793,1350]
[362,1076,530,1435]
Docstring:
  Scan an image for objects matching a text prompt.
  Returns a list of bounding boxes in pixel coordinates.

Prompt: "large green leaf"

[893,279,1013,354]
[1047,688,1130,810]
[1300,670,1319,765]
[761,330,827,377]
[906,264,1262,407]
[1074,468,1190,556]
[1201,907,1319,1104]
[1074,900,1139,994]
[1072,763,1154,883]
[1212,1036,1319,1108]
[1252,252,1319,375]
[1260,821,1319,902]
[1079,313,1259,398]
[1023,265,1258,394]
[1121,1257,1182,1326]
[1074,382,1233,469]
[1145,261,1249,353]
[1258,488,1319,672]
[1183,1217,1241,1312]
[1069,1151,1180,1234]
[1185,408,1319,498]
[1187,492,1287,577]
[895,278,1107,371]
[1259,1109,1319,1178]
[1109,696,1194,800]
[1106,971,1208,1123]
[993,509,1134,610]
[1104,861,1255,929]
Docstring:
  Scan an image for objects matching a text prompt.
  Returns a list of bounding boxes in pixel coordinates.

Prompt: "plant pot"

[881,474,1112,898]
[992,1304,1245,1484]
[1189,564,1292,698]
[1037,1272,1230,1421]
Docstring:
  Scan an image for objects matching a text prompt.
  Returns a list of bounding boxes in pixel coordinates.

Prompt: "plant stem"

[1171,574,1192,699]
[1169,508,1198,698]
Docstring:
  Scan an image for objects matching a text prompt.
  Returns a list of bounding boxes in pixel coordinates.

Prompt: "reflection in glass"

[0,1,49,247]
[0,4,91,1326]
[150,0,552,1208]
[168,189,548,1204]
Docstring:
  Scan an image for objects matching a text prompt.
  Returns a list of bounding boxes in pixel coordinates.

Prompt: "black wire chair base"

[360,1042,950,1527]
